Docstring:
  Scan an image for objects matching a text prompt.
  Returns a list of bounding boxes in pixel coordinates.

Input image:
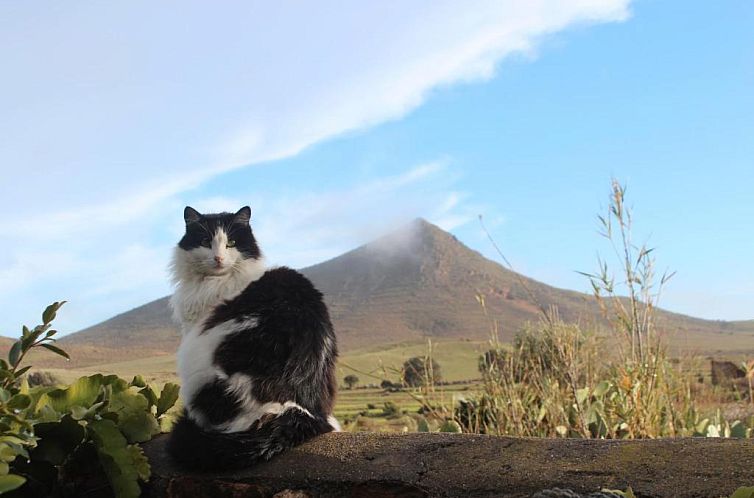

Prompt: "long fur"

[167,206,339,470]
[167,408,334,470]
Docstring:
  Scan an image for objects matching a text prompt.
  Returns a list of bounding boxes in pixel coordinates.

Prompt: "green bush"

[401,356,441,387]
[0,302,179,497]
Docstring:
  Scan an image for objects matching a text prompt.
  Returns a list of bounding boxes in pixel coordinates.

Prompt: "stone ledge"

[142,432,754,498]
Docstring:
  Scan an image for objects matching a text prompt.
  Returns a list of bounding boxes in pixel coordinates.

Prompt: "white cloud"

[1,0,630,232]
[0,0,632,333]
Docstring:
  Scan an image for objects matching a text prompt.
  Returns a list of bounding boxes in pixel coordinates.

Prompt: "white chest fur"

[169,249,266,333]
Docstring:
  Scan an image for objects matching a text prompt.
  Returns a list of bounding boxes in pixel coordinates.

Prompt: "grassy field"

[42,338,486,383]
[38,339,487,429]
[35,336,751,433]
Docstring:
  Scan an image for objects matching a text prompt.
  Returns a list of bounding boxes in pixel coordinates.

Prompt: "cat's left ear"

[184,206,202,225]
[234,206,251,225]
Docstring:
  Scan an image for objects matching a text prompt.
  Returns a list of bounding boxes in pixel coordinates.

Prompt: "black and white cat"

[166,206,339,469]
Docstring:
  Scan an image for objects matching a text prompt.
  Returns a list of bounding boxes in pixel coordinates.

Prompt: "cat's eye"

[227,240,236,248]
[200,238,211,247]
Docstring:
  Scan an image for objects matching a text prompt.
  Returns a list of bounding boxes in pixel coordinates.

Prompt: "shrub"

[0,302,179,497]
[402,356,442,387]
[26,371,62,387]
[380,379,401,391]
[343,374,359,389]
[457,181,753,439]
[382,401,399,417]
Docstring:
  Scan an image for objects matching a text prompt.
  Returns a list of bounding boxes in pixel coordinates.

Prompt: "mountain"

[56,219,753,366]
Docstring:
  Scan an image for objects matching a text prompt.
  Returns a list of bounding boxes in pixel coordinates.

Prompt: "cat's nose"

[214,256,223,264]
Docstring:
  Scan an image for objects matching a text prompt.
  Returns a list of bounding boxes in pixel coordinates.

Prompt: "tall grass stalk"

[452,180,735,439]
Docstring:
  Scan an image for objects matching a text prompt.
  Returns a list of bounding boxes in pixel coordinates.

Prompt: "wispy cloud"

[0,1,632,333]
[1,0,631,236]
[247,160,472,267]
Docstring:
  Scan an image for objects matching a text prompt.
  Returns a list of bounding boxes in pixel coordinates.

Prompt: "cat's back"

[204,266,330,330]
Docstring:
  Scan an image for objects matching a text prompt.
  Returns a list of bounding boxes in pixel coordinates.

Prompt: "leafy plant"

[0,302,179,497]
[401,356,442,388]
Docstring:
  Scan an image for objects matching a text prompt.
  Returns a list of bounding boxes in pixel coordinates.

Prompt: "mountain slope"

[59,219,754,365]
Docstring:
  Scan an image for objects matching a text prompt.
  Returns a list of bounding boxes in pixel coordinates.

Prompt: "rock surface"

[142,432,754,498]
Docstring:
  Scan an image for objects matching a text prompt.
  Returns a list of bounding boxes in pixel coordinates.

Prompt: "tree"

[402,356,442,387]
[343,374,359,389]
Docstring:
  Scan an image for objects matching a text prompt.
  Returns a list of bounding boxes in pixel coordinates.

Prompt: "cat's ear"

[184,206,202,225]
[234,206,252,225]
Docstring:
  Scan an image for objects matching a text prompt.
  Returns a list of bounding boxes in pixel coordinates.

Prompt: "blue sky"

[1,1,752,336]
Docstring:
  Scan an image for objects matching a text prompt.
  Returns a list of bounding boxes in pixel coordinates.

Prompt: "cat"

[166,205,339,470]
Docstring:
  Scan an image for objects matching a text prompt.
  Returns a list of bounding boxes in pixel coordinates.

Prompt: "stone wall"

[142,433,754,498]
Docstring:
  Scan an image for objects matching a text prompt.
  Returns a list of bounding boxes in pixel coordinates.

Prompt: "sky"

[1,1,752,336]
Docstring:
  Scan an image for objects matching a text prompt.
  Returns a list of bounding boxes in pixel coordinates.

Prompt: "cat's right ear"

[184,206,202,225]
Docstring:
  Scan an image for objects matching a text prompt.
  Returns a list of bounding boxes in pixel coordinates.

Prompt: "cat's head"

[176,206,261,277]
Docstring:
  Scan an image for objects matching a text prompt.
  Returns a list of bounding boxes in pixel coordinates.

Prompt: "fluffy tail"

[166,409,335,470]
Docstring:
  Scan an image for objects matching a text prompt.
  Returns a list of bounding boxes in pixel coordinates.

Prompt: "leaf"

[22,327,44,350]
[101,375,128,391]
[119,412,160,444]
[7,342,21,368]
[69,405,88,420]
[31,416,86,466]
[70,401,105,421]
[6,394,31,411]
[125,445,150,481]
[42,302,64,325]
[38,344,69,360]
[156,383,180,417]
[706,424,721,438]
[37,405,61,423]
[576,387,590,405]
[729,487,754,498]
[129,376,146,389]
[107,391,160,443]
[0,474,26,493]
[89,419,142,498]
[729,420,748,439]
[159,413,176,433]
[18,377,29,395]
[14,366,31,378]
[37,375,103,413]
[537,406,547,423]
[138,387,157,409]
[0,444,16,464]
[694,418,709,435]
[593,380,611,397]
